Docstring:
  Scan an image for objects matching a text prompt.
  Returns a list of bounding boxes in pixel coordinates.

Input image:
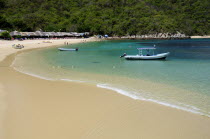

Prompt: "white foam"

[97,84,140,100]
[97,83,210,117]
[13,67,54,81]
[60,78,86,83]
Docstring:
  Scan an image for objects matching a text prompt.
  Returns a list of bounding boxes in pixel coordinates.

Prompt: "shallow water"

[12,39,210,116]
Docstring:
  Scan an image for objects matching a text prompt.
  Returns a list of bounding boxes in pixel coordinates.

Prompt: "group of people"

[64,42,69,45]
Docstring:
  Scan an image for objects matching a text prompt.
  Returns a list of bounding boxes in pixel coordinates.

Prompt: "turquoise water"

[13,39,210,116]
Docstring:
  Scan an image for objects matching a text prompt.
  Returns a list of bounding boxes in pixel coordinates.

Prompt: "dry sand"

[0,39,210,139]
[191,35,210,39]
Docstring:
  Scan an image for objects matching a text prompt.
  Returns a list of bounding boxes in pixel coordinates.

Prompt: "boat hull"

[124,52,170,60]
[58,48,78,51]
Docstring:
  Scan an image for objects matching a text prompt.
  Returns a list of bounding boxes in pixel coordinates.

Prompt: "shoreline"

[12,55,210,117]
[1,39,210,138]
[11,40,210,117]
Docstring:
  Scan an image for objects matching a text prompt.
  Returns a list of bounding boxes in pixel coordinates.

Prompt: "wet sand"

[0,40,210,139]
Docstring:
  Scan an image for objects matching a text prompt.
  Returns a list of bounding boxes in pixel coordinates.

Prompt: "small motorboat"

[58,48,78,51]
[121,47,170,60]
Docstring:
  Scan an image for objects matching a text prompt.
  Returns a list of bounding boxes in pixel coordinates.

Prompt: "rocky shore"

[109,32,190,40]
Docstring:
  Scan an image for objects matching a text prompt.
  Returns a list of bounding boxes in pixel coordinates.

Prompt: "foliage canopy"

[0,0,210,36]
[0,31,12,39]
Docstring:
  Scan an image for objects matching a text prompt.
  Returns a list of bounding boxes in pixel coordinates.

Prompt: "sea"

[12,39,210,117]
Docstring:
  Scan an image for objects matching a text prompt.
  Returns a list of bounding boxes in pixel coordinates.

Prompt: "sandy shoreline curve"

[190,35,210,39]
[0,38,101,62]
[0,38,210,139]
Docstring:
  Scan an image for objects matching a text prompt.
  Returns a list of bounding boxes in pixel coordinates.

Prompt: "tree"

[0,31,12,40]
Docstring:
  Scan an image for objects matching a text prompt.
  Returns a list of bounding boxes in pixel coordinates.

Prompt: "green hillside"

[0,0,210,36]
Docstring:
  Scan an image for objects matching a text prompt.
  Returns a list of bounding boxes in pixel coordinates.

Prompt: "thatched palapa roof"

[9,31,89,37]
[10,31,21,36]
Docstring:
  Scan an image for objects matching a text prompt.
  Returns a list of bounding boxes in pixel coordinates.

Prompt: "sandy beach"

[0,38,99,62]
[1,39,210,139]
[191,35,210,39]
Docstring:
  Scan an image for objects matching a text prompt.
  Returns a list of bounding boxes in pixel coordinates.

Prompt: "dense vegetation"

[0,31,12,39]
[0,0,210,36]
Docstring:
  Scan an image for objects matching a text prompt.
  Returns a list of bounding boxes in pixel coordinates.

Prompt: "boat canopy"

[137,48,156,50]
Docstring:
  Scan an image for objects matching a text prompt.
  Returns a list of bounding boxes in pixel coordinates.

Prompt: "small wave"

[13,67,54,81]
[97,84,141,100]
[11,55,54,81]
[97,83,210,117]
[60,79,87,83]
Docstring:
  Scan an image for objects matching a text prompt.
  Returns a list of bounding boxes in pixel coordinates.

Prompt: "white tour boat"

[121,48,170,60]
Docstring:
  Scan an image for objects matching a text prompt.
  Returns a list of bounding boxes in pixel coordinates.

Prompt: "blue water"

[13,39,210,116]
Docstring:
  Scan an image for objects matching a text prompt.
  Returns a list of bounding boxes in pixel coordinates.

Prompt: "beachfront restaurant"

[10,31,90,39]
